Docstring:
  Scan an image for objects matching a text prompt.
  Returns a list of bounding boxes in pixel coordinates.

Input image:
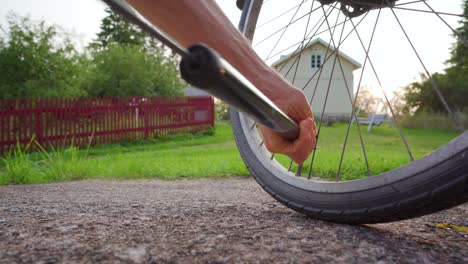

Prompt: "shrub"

[215,102,231,122]
[399,110,468,131]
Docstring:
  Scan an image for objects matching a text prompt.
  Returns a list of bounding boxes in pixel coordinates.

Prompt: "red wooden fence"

[0,96,214,154]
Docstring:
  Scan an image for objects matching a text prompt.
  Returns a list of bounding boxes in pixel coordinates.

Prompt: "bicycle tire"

[231,0,468,224]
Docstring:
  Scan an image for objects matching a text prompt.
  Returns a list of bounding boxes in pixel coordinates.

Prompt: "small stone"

[272,247,287,253]
[252,234,261,240]
[59,225,79,233]
[126,246,147,263]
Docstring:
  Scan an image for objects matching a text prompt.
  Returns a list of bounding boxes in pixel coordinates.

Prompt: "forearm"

[127,0,316,162]
[127,0,288,101]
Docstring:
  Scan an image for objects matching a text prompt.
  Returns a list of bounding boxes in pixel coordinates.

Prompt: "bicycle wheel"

[232,0,468,223]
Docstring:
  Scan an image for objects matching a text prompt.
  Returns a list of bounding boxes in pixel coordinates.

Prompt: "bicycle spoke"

[257,1,310,29]
[394,0,427,6]
[279,3,335,74]
[266,8,349,62]
[306,17,337,103]
[294,12,369,93]
[271,4,341,177]
[265,0,307,59]
[254,3,319,48]
[320,21,372,180]
[336,8,383,180]
[348,18,414,163]
[292,0,316,86]
[287,1,316,174]
[390,8,461,131]
[393,6,465,18]
[421,2,468,46]
[307,6,343,178]
[252,1,312,147]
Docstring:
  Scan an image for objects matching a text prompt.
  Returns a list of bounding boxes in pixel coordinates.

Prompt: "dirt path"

[0,178,467,263]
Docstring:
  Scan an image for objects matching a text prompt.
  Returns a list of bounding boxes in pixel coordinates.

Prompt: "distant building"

[183,87,211,97]
[272,38,361,118]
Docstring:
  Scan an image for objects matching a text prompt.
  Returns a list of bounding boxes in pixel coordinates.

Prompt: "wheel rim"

[233,0,466,184]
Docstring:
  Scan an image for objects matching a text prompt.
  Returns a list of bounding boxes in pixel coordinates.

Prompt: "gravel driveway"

[0,178,467,263]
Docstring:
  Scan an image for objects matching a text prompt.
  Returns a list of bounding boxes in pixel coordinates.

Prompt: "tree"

[356,85,380,115]
[0,13,87,98]
[85,44,184,97]
[447,1,468,71]
[86,9,185,97]
[90,8,146,50]
[403,0,468,113]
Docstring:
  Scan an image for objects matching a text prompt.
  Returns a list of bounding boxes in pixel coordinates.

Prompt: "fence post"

[35,99,43,146]
[0,96,216,153]
[210,97,215,128]
[143,105,150,139]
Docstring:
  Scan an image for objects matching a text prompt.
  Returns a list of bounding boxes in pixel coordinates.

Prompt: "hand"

[259,88,317,164]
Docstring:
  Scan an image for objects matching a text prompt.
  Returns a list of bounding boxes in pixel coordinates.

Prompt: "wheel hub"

[318,0,398,17]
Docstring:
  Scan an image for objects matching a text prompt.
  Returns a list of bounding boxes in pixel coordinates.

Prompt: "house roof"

[271,38,362,70]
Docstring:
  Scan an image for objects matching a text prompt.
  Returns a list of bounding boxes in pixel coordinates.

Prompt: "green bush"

[215,102,231,122]
[399,110,468,131]
[0,14,87,99]
[85,44,184,97]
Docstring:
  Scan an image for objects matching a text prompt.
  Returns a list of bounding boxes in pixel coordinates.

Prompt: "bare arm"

[127,0,316,163]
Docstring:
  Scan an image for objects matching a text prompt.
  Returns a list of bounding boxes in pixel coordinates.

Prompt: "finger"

[259,125,287,154]
[287,118,316,163]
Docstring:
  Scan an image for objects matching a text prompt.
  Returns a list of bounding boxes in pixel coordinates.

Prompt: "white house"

[183,86,211,97]
[272,38,361,119]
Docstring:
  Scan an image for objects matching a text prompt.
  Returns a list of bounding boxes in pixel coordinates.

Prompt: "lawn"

[0,122,459,185]
[275,123,459,180]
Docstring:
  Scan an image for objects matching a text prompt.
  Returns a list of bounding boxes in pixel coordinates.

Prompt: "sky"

[0,0,464,96]
[0,0,241,49]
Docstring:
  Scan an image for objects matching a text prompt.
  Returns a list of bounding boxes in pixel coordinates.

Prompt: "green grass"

[275,123,458,180]
[0,122,459,185]
[0,123,249,185]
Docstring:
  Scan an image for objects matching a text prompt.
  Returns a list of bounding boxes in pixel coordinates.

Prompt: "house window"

[311,55,322,68]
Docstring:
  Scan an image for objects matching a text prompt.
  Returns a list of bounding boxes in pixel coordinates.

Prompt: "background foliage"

[0,9,184,99]
[403,0,468,114]
[0,14,86,98]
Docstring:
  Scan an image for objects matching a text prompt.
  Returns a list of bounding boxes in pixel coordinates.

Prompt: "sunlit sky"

[0,0,464,96]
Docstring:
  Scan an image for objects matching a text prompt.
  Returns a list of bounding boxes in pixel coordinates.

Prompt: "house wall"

[274,44,357,118]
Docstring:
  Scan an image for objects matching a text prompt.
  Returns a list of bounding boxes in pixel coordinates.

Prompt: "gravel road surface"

[0,178,467,263]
